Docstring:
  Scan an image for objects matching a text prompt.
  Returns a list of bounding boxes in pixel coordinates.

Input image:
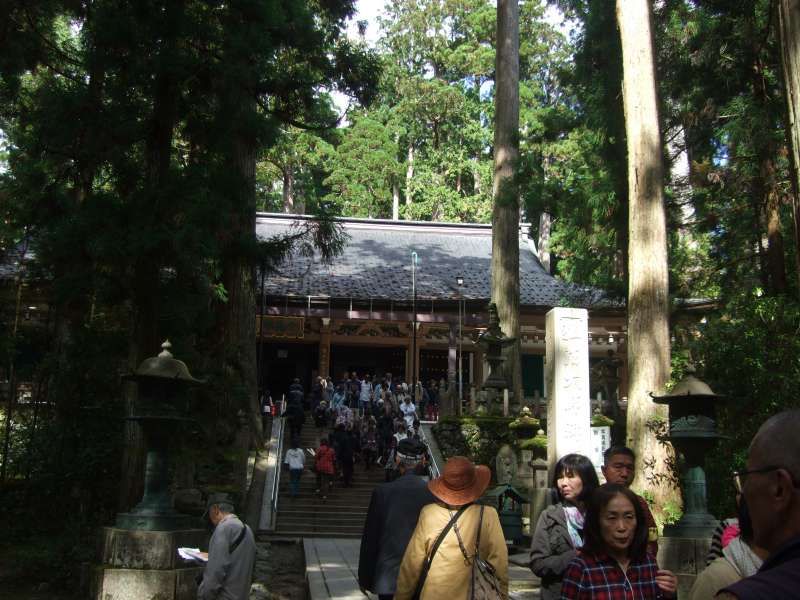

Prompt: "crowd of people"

[201,381,800,600]
[308,371,445,422]
[530,449,675,599]
[359,409,800,600]
[279,372,448,502]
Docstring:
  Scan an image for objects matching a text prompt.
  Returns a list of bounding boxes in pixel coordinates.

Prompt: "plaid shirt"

[560,551,664,600]
[315,444,336,474]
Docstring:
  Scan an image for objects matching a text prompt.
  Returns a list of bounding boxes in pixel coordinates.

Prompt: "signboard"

[256,316,304,339]
[590,426,611,478]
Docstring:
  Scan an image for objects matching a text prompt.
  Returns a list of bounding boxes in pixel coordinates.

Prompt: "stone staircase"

[273,414,386,538]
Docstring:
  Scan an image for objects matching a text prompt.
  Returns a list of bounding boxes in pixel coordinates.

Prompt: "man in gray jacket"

[198,493,256,600]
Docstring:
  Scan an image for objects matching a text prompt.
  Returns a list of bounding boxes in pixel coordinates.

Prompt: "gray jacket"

[198,515,256,600]
[529,503,577,600]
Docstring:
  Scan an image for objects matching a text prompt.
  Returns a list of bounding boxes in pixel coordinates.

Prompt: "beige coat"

[395,502,509,600]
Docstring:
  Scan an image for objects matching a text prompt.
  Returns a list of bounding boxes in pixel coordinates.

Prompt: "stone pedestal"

[545,308,592,476]
[91,527,206,600]
[656,535,711,597]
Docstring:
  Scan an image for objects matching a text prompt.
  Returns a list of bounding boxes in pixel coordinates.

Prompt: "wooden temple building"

[255,213,629,404]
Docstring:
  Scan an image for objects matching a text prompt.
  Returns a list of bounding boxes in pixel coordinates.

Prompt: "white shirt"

[284,448,305,470]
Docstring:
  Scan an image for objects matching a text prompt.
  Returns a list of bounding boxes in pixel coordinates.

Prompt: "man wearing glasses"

[717,409,800,599]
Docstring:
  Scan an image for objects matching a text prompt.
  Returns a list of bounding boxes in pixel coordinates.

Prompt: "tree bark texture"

[405,144,414,212]
[491,0,523,403]
[616,0,677,508]
[219,129,262,445]
[538,211,552,274]
[778,0,800,295]
[748,13,787,294]
[282,167,295,213]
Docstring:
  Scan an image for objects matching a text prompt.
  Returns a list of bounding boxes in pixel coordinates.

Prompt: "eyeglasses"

[732,466,784,494]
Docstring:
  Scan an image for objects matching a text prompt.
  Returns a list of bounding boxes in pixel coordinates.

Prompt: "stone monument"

[495,444,519,485]
[90,341,206,600]
[545,307,592,478]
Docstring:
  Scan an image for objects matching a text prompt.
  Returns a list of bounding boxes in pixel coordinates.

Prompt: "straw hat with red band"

[428,456,492,506]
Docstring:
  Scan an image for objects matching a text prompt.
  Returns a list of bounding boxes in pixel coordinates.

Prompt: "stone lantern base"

[90,527,206,600]
[656,535,712,598]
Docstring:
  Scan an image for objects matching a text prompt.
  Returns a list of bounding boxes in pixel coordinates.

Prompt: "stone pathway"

[303,538,540,599]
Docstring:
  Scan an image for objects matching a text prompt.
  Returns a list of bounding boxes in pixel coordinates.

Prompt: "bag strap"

[412,504,471,600]
[229,523,249,554]
[474,505,484,552]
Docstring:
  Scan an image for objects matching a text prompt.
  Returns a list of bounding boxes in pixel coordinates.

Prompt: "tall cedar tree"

[492,0,523,403]
[778,0,800,294]
[0,0,378,512]
[616,0,678,508]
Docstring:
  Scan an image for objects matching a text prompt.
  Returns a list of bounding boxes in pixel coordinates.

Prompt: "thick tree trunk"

[392,182,400,220]
[762,154,787,293]
[616,0,677,511]
[750,36,787,294]
[473,159,482,196]
[778,0,800,295]
[538,211,551,274]
[282,167,295,213]
[491,0,523,404]
[220,133,262,445]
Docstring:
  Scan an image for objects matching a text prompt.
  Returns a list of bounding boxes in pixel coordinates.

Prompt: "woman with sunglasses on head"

[530,453,600,600]
[560,484,678,599]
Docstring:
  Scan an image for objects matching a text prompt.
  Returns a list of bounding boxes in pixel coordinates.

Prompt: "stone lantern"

[91,341,206,600]
[116,340,204,530]
[651,366,724,538]
[476,303,516,390]
[475,303,515,413]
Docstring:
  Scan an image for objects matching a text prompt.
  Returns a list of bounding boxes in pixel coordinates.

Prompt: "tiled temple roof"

[256,214,618,310]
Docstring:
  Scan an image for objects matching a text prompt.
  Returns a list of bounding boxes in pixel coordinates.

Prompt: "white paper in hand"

[178,547,208,562]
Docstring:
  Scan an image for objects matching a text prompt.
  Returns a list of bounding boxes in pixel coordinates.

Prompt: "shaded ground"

[0,539,306,600]
[251,540,308,600]
[0,584,73,600]
[0,545,74,600]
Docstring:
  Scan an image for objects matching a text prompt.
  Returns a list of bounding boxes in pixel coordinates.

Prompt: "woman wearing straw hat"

[395,456,509,599]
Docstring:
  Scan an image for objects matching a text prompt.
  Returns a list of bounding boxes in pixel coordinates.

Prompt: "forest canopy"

[1,0,800,588]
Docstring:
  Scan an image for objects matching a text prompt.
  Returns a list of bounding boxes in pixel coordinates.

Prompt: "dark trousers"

[289,468,302,497]
[316,472,331,495]
[379,595,394,600]
[341,458,354,486]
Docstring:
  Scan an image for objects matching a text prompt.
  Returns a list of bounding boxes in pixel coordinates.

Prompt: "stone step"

[277,499,371,510]
[276,522,364,535]
[278,481,379,490]
[274,413,389,536]
[278,512,367,527]
[274,528,361,538]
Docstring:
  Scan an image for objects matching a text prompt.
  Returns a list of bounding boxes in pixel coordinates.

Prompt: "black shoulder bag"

[411,503,471,600]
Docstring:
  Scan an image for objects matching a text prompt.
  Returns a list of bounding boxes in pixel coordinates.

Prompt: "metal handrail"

[268,406,286,530]
[418,423,442,478]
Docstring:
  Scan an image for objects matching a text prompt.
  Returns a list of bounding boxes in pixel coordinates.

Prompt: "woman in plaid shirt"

[560,484,677,599]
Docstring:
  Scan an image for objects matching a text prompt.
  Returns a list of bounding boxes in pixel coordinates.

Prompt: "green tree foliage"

[283,0,570,227]
[0,0,376,585]
[679,295,800,517]
[324,112,401,217]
